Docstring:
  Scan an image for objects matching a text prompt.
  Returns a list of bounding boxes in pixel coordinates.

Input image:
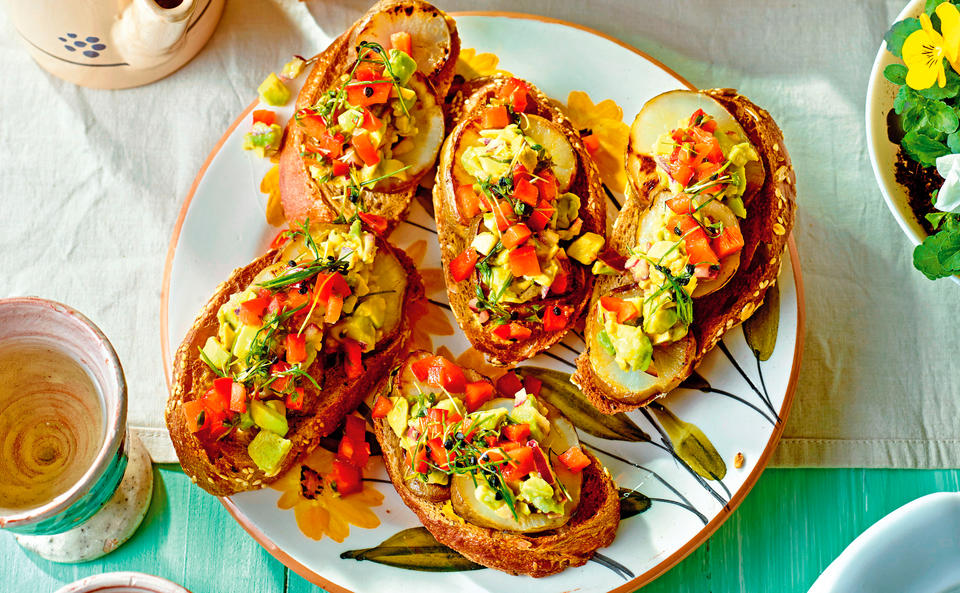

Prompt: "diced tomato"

[213,377,233,401]
[479,449,505,472]
[342,339,363,379]
[411,446,429,474]
[316,273,351,302]
[503,423,530,442]
[688,109,707,127]
[450,248,479,282]
[328,459,363,495]
[464,380,494,411]
[207,380,232,414]
[501,446,535,481]
[354,61,384,81]
[371,395,393,418]
[549,266,569,295]
[582,133,600,153]
[351,132,381,166]
[253,109,276,125]
[543,304,571,332]
[666,196,695,214]
[426,356,466,393]
[337,434,368,467]
[501,223,531,249]
[183,400,210,433]
[526,209,551,232]
[346,81,392,107]
[358,212,388,234]
[285,333,307,364]
[344,415,368,452]
[481,105,511,129]
[535,170,557,202]
[671,215,720,273]
[700,118,718,133]
[269,231,290,250]
[229,381,247,414]
[325,294,344,324]
[410,354,434,382]
[498,78,529,112]
[599,296,639,323]
[492,322,532,341]
[359,107,382,132]
[426,438,449,470]
[491,200,515,232]
[522,375,542,397]
[558,445,591,472]
[284,287,312,311]
[508,245,540,277]
[239,296,271,326]
[296,110,328,139]
[331,158,350,177]
[512,176,539,207]
[205,411,231,441]
[281,387,303,411]
[670,163,694,187]
[712,225,744,259]
[266,294,285,316]
[455,184,482,220]
[497,372,524,397]
[270,361,291,393]
[390,31,413,56]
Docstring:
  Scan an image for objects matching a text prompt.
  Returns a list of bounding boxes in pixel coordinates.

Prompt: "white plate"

[865,0,960,285]
[809,492,960,593]
[162,12,804,593]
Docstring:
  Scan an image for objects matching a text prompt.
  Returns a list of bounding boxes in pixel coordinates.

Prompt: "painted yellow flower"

[271,447,383,542]
[259,164,285,226]
[563,90,630,193]
[403,239,455,353]
[903,3,960,89]
[454,47,511,81]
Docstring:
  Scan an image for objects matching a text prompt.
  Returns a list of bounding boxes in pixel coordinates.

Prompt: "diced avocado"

[555,193,581,230]
[397,86,417,110]
[265,399,287,417]
[354,296,387,329]
[280,56,306,79]
[426,470,450,485]
[219,301,240,330]
[237,410,255,431]
[728,142,759,167]
[606,321,653,372]
[231,324,261,359]
[508,397,550,441]
[337,108,363,133]
[217,321,236,351]
[242,122,283,158]
[434,398,464,415]
[727,195,747,218]
[201,337,232,372]
[475,479,506,511]
[644,306,678,336]
[591,260,619,276]
[386,396,409,438]
[472,232,498,256]
[343,315,377,348]
[258,73,290,106]
[247,430,292,476]
[597,329,616,357]
[568,232,605,265]
[470,407,508,431]
[388,49,417,85]
[250,399,289,437]
[520,476,563,514]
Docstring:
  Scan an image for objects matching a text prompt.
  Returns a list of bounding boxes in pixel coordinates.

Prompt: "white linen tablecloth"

[2,0,958,468]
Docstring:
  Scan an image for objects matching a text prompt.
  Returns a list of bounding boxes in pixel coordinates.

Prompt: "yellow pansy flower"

[563,90,630,193]
[454,47,511,81]
[903,3,960,89]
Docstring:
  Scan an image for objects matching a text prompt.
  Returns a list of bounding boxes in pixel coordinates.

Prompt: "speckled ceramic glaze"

[54,572,191,593]
[0,298,127,536]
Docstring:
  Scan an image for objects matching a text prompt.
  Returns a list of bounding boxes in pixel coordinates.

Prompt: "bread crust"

[278,0,459,231]
[372,354,620,577]
[166,236,424,496]
[574,89,797,413]
[433,76,606,366]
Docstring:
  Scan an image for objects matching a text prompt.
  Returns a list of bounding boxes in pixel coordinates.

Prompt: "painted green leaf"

[340,527,483,572]
[414,186,435,218]
[619,488,652,519]
[742,283,780,361]
[679,371,711,392]
[517,367,651,442]
[649,402,726,481]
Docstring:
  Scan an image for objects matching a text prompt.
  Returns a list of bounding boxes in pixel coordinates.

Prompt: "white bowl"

[808,492,960,593]
[865,0,960,285]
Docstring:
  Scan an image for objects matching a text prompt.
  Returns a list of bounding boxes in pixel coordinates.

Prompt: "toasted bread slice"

[433,76,606,366]
[574,89,796,413]
[166,231,423,496]
[372,352,620,577]
[279,0,459,230]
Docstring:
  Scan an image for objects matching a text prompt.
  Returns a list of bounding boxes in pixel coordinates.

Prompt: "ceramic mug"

[2,0,225,89]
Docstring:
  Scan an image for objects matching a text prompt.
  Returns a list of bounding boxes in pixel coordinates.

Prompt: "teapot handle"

[112,0,198,67]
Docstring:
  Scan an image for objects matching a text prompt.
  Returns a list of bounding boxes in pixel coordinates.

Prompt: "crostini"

[371,351,620,577]
[279,0,460,230]
[166,221,423,495]
[434,76,606,366]
[573,89,796,413]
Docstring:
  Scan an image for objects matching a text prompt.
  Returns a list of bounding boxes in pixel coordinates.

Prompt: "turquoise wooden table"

[2,466,958,592]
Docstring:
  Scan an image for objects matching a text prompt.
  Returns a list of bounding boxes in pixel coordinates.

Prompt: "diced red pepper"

[426,356,466,393]
[670,163,694,187]
[497,372,524,397]
[582,133,600,153]
[426,437,449,470]
[284,287,312,311]
[358,212,388,234]
[359,107,382,132]
[492,200,516,231]
[207,380,232,414]
[325,294,344,324]
[351,132,381,166]
[285,333,307,364]
[229,382,247,414]
[666,196,695,214]
[204,410,231,441]
[342,339,363,379]
[522,375,542,397]
[239,296,271,326]
[712,225,744,259]
[344,414,367,448]
[671,215,720,273]
[501,223,531,249]
[282,387,303,411]
[481,105,511,129]
[270,361,291,393]
[354,61,384,81]
[328,459,363,495]
[253,109,276,125]
[498,78,529,112]
[331,158,350,177]
[549,266,569,295]
[346,81,392,107]
[542,304,571,332]
[535,170,557,202]
[599,296,639,323]
[371,395,393,418]
[455,184,482,220]
[390,31,413,56]
[558,445,591,472]
[269,230,290,250]
[492,322,532,341]
[450,248,479,282]
[316,273,351,302]
[411,446,429,474]
[503,423,530,442]
[512,176,539,207]
[465,380,494,412]
[508,245,540,277]
[183,400,210,433]
[501,446,535,481]
[337,434,368,467]
[410,355,435,382]
[296,110,329,139]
